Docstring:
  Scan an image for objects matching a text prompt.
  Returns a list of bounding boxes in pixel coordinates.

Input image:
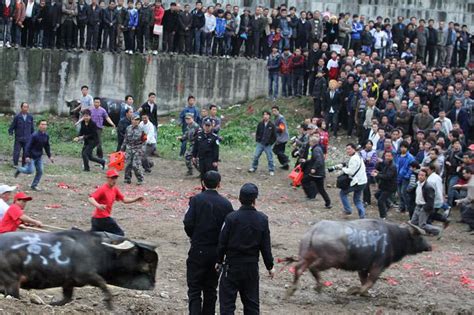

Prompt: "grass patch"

[0,97,314,163]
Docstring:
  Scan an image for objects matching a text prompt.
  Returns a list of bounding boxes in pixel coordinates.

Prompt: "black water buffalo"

[66,98,122,126]
[0,230,158,309]
[285,219,432,297]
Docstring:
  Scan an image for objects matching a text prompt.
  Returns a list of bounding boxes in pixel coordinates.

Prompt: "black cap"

[239,183,259,202]
[203,171,221,189]
[203,118,212,126]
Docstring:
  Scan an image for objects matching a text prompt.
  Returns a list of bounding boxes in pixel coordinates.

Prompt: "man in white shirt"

[338,143,367,218]
[139,114,157,173]
[203,6,216,56]
[367,121,380,145]
[0,184,16,219]
[433,110,453,135]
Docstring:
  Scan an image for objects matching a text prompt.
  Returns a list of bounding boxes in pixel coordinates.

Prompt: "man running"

[88,169,144,236]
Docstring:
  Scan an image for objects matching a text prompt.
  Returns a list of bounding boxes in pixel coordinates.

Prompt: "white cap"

[0,184,17,195]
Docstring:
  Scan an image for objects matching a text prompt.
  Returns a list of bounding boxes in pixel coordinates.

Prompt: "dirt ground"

[0,149,473,315]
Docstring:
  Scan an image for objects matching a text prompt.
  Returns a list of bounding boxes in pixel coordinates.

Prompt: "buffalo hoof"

[50,298,71,306]
[313,285,323,293]
[104,299,113,311]
[347,286,361,295]
[285,285,297,298]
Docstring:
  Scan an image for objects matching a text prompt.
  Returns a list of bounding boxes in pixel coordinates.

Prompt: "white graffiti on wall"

[345,227,388,254]
[11,235,71,266]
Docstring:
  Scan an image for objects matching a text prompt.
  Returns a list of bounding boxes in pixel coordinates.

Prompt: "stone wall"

[0,48,268,115]
[160,0,474,29]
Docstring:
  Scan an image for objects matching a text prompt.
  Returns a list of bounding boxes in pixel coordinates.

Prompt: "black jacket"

[86,3,101,26]
[76,2,88,24]
[192,131,219,162]
[183,190,233,247]
[102,7,117,27]
[312,76,327,99]
[239,14,252,35]
[375,160,397,192]
[418,182,435,213]
[191,8,204,29]
[138,4,153,28]
[162,9,178,32]
[178,11,192,33]
[296,19,311,42]
[79,120,99,145]
[45,2,61,28]
[323,90,342,113]
[140,102,158,126]
[255,120,276,146]
[301,144,325,177]
[217,205,274,270]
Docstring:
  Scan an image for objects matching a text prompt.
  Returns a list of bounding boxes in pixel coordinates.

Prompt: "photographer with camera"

[333,143,367,218]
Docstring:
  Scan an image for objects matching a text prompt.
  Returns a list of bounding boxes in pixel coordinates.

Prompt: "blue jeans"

[339,184,366,218]
[203,32,213,56]
[18,158,44,188]
[268,72,279,99]
[194,29,203,54]
[397,179,410,212]
[251,142,274,172]
[0,17,12,43]
[447,175,459,206]
[281,74,292,97]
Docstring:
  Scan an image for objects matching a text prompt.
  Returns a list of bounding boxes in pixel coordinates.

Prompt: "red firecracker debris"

[323,281,333,287]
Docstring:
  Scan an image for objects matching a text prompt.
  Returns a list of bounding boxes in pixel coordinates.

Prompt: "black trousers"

[22,17,35,47]
[198,157,217,179]
[186,246,219,315]
[86,24,100,50]
[43,26,57,48]
[82,142,104,171]
[102,26,116,51]
[426,44,436,67]
[301,175,331,206]
[179,31,192,54]
[219,263,259,315]
[91,217,124,236]
[313,97,323,117]
[375,190,392,218]
[164,31,176,52]
[363,176,375,204]
[272,142,289,167]
[62,19,75,49]
[13,139,27,166]
[96,129,104,159]
[77,21,86,48]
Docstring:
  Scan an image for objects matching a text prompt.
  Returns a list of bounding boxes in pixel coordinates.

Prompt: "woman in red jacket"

[151,1,164,55]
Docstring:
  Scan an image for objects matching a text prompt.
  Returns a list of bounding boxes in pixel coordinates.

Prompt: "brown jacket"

[13,0,25,25]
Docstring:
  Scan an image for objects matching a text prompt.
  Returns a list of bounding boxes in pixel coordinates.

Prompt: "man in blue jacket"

[396,141,415,214]
[351,14,363,53]
[14,120,54,191]
[267,46,280,100]
[8,102,34,168]
[179,95,201,156]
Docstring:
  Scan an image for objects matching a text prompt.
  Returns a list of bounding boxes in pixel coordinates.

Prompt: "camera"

[290,136,297,145]
[327,163,346,172]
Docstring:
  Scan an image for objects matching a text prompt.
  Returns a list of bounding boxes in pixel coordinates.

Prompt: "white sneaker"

[152,50,158,55]
[248,168,256,173]
[269,171,275,176]
[6,42,11,48]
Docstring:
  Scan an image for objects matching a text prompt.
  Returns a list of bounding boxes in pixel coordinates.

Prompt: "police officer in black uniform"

[192,118,220,180]
[216,183,275,315]
[183,171,234,315]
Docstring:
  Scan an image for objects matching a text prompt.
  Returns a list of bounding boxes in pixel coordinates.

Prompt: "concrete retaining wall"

[0,48,268,115]
[160,0,474,29]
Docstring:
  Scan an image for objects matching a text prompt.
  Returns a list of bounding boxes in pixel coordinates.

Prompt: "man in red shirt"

[88,169,144,236]
[0,192,42,233]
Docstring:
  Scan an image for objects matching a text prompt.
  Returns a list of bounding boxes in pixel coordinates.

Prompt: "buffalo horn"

[101,240,135,250]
